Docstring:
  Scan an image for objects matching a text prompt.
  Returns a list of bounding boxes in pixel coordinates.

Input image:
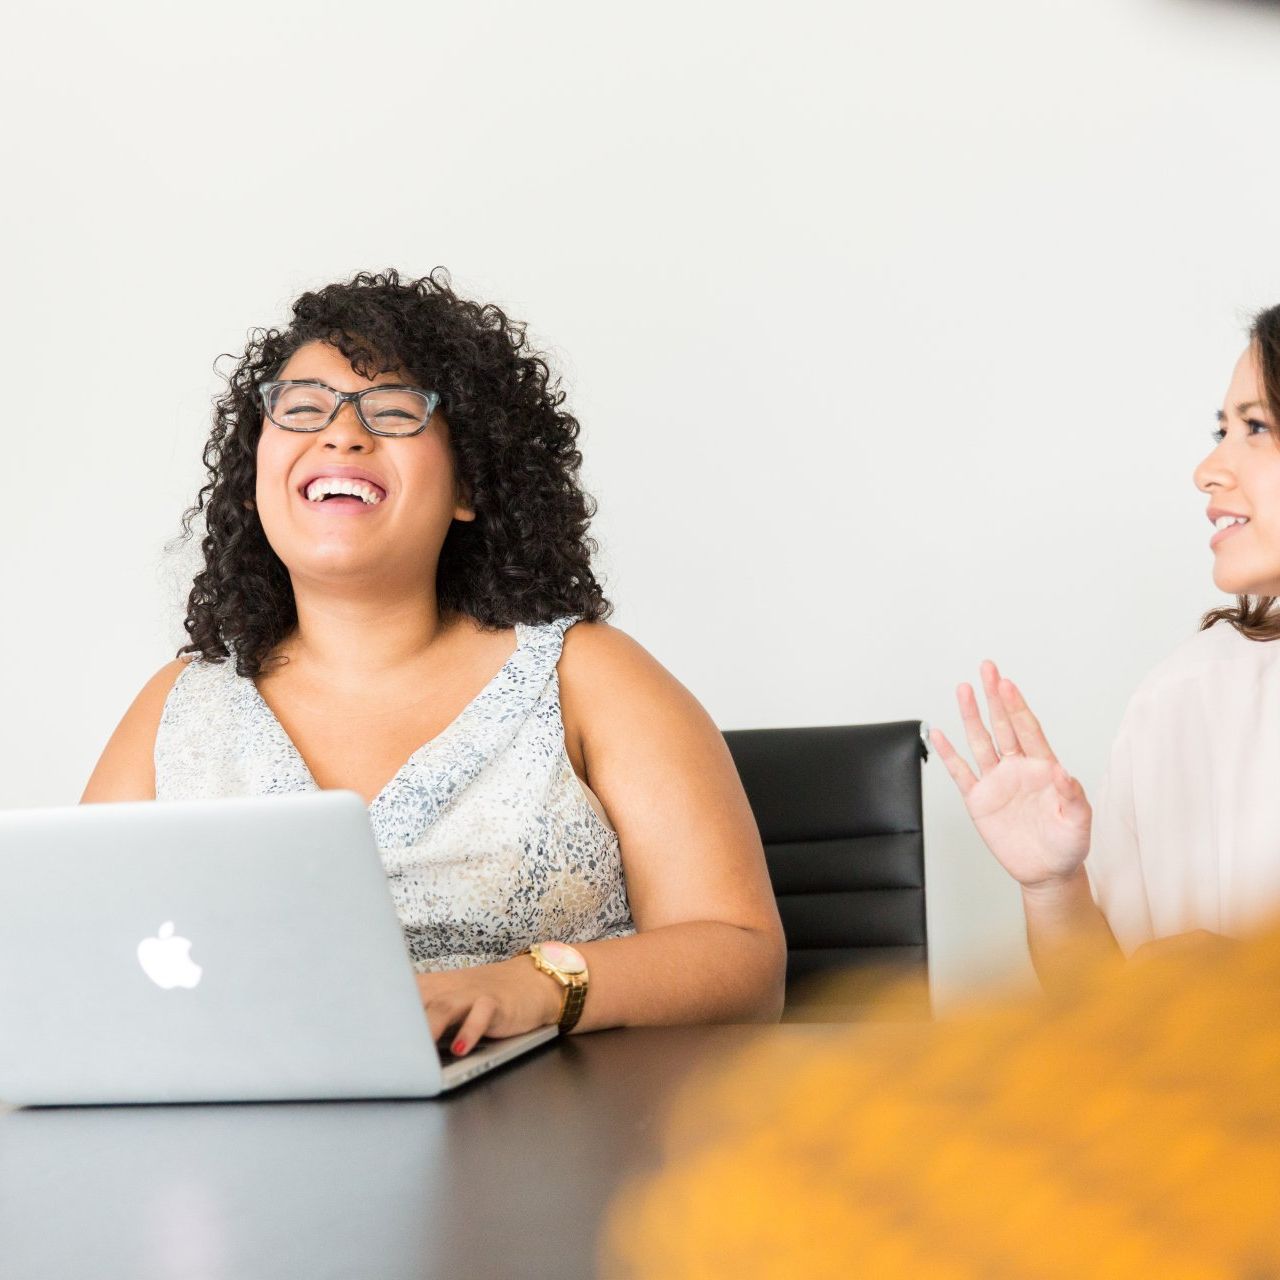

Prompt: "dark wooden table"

[0,1025,840,1280]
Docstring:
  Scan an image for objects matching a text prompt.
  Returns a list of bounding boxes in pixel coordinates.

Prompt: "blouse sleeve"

[1083,632,1235,952]
[1084,699,1156,955]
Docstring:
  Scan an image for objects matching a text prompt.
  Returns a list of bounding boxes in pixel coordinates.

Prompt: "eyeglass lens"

[266,384,433,434]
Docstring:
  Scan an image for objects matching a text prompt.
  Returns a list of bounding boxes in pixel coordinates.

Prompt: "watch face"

[539,940,587,974]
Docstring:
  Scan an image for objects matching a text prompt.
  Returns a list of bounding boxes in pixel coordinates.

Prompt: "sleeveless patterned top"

[153,615,636,971]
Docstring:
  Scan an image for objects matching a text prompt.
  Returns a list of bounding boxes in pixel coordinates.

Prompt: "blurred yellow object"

[601,929,1280,1279]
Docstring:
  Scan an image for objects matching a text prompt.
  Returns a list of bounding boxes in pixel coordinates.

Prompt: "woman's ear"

[452,487,476,523]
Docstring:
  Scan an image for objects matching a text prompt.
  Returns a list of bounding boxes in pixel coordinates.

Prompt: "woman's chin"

[281,548,385,582]
[1212,566,1280,597]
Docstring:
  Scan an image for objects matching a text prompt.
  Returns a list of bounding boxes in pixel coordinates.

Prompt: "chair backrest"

[722,721,929,1020]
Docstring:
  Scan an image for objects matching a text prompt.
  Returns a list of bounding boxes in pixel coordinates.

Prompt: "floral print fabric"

[154,616,636,970]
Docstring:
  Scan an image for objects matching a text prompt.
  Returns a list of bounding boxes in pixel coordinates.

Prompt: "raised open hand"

[930,661,1092,888]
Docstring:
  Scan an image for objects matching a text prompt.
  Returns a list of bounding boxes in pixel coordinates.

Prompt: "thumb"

[1051,764,1089,814]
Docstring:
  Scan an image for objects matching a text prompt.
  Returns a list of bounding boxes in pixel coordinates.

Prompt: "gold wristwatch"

[529,941,589,1034]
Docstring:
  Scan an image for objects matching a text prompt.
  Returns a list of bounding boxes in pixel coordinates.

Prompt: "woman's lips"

[1210,520,1248,550]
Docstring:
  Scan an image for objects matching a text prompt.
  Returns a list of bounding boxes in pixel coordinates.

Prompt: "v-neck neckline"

[244,624,528,812]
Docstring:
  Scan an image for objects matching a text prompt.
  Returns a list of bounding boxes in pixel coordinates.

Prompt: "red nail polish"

[452,1039,467,1056]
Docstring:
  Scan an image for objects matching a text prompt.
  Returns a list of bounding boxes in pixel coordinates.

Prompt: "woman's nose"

[323,399,369,443]
[1193,444,1231,493]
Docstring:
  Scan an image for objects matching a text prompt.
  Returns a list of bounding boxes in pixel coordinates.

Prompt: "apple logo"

[137,921,203,990]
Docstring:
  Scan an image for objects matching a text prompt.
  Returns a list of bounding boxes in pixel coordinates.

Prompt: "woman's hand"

[415,955,561,1056]
[930,660,1092,888]
[1130,930,1239,965]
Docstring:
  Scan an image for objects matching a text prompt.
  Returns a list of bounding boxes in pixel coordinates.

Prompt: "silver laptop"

[0,790,556,1105]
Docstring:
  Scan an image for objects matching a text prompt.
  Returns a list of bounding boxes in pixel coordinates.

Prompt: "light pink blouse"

[1086,619,1280,953]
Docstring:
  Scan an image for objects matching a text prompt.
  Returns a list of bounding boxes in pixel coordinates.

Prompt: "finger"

[1050,763,1075,797]
[929,727,978,797]
[956,682,1000,774]
[1001,678,1060,763]
[424,997,470,1042]
[980,660,1020,758]
[1050,764,1089,819]
[451,996,498,1056]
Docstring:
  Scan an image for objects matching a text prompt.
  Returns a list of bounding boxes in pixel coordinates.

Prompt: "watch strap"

[557,976,587,1034]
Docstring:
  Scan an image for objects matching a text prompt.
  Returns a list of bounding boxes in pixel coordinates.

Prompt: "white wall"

[4,0,1278,1006]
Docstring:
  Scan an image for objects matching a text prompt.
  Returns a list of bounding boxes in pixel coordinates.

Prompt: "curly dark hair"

[169,268,611,678]
[1201,301,1280,642]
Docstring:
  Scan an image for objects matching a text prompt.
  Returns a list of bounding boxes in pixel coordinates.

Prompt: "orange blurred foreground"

[601,929,1280,1278]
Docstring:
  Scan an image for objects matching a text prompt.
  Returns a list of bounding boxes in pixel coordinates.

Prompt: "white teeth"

[1214,515,1248,530]
[305,477,383,505]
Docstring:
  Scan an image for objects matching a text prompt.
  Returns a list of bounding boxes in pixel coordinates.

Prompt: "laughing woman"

[81,269,786,1050]
[932,303,1280,987]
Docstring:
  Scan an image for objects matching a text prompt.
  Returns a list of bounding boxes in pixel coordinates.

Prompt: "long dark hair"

[170,268,611,678]
[1200,303,1280,641]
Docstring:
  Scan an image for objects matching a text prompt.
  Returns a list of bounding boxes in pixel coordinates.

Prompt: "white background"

[4,0,1278,1005]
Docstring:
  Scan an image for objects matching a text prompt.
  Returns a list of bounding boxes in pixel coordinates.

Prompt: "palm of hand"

[964,755,1091,886]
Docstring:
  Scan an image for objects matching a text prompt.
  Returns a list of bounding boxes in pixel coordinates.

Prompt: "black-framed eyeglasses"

[256,379,442,437]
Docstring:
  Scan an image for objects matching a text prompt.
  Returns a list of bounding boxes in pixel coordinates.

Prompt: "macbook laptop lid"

[0,790,553,1106]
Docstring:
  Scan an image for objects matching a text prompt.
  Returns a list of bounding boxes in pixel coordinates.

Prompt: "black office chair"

[722,721,929,1021]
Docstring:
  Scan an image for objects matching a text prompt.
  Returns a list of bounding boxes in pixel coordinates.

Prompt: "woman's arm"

[560,622,787,1029]
[1019,868,1122,990]
[418,623,787,1051]
[930,661,1122,992]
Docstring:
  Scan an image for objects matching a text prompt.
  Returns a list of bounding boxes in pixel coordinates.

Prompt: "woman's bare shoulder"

[560,617,640,664]
[560,620,694,701]
[558,620,716,759]
[79,657,194,804]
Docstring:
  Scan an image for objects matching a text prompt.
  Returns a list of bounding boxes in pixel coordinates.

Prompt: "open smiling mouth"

[300,477,387,511]
[1210,516,1248,548]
